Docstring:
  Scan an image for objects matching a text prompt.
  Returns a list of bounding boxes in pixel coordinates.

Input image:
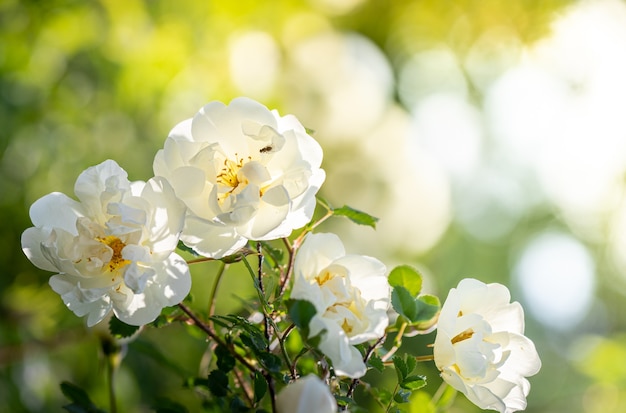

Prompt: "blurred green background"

[3,0,626,411]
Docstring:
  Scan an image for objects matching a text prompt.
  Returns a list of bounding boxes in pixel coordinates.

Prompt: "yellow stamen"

[316,270,333,286]
[97,235,130,273]
[216,158,243,188]
[451,328,474,344]
[342,319,353,334]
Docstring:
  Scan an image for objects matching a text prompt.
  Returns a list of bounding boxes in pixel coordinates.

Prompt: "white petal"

[29,192,84,233]
[182,214,248,258]
[140,176,186,254]
[21,227,58,272]
[276,375,337,413]
[114,253,191,325]
[295,233,345,282]
[310,316,366,378]
[333,254,388,302]
[50,274,113,326]
[248,186,290,239]
[74,160,129,215]
[500,332,542,378]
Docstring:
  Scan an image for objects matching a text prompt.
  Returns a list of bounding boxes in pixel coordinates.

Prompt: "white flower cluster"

[21,97,540,413]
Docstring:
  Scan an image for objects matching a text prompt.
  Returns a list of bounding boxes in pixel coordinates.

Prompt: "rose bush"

[434,278,541,413]
[153,97,325,258]
[291,232,389,378]
[21,160,191,326]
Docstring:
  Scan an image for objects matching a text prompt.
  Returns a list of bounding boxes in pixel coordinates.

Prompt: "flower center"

[316,270,334,286]
[216,154,252,202]
[217,157,244,188]
[97,235,130,273]
[451,328,475,344]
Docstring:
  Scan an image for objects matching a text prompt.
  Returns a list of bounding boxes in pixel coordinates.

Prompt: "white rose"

[21,160,191,327]
[153,97,326,258]
[434,278,541,413]
[276,375,337,413]
[291,233,389,378]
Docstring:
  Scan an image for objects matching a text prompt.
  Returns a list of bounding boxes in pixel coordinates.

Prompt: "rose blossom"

[434,278,541,413]
[291,233,389,378]
[21,160,191,327]
[153,97,325,258]
[276,375,337,413]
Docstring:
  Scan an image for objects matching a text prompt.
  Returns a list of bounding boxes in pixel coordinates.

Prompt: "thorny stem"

[272,321,297,380]
[177,302,257,373]
[257,242,271,342]
[278,237,296,297]
[243,242,276,413]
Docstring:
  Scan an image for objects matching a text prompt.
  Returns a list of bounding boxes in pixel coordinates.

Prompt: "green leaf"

[258,352,282,373]
[414,295,440,323]
[392,287,441,325]
[254,371,267,403]
[207,369,229,397]
[212,315,268,351]
[388,265,422,297]
[400,375,427,390]
[260,241,284,264]
[287,299,317,333]
[391,286,418,322]
[405,355,417,375]
[215,344,236,373]
[60,382,106,413]
[109,315,140,339]
[240,332,267,354]
[335,395,355,407]
[332,205,379,228]
[367,353,385,372]
[393,356,409,383]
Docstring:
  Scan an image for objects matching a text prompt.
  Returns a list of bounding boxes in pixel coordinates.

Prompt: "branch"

[177,302,257,373]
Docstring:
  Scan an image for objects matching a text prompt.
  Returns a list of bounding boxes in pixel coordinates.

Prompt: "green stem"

[385,383,400,413]
[278,237,294,296]
[186,256,216,264]
[207,261,227,323]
